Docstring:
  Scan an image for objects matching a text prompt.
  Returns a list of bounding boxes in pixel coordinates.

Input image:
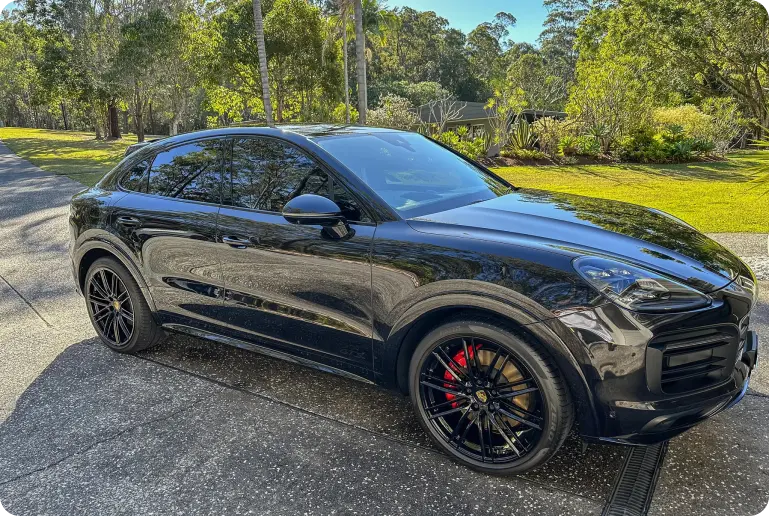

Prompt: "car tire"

[408,318,573,475]
[84,256,164,353]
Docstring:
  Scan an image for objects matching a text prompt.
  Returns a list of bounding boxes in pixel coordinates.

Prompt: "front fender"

[382,281,600,436]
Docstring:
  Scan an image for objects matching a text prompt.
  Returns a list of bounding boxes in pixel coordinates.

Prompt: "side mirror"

[282,194,345,227]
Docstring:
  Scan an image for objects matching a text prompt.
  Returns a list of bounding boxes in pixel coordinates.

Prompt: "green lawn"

[1,128,767,233]
[0,127,147,187]
[494,154,769,233]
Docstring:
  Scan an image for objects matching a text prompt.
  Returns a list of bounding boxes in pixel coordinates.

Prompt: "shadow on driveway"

[0,336,623,516]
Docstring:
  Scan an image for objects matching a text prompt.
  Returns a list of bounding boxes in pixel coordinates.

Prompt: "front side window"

[314,132,512,218]
[228,137,369,222]
[147,140,223,204]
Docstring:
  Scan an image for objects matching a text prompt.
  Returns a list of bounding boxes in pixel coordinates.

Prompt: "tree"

[578,0,769,136]
[112,10,174,141]
[566,54,655,151]
[353,0,366,123]
[422,97,467,135]
[507,52,568,112]
[367,93,417,129]
[252,0,274,126]
[466,12,516,89]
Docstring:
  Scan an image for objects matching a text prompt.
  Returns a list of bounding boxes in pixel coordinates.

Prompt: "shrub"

[509,117,538,150]
[500,148,547,160]
[330,103,359,124]
[615,126,702,163]
[532,117,573,157]
[366,94,419,129]
[575,135,601,156]
[436,126,488,160]
[558,136,579,156]
[701,97,749,155]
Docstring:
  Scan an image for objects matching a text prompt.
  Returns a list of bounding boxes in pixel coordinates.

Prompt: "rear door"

[215,136,376,373]
[112,138,227,327]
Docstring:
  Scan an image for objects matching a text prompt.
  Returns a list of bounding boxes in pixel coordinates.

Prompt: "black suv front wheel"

[409,318,573,475]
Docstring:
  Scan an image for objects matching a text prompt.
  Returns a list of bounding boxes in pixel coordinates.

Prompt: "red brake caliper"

[443,344,480,408]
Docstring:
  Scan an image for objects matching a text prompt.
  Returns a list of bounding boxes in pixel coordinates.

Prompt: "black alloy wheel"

[87,267,135,347]
[409,319,573,475]
[84,257,165,353]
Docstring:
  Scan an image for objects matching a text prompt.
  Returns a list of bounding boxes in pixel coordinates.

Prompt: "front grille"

[646,326,740,395]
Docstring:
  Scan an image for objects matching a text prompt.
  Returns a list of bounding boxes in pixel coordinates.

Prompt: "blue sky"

[386,1,548,43]
[1,1,547,42]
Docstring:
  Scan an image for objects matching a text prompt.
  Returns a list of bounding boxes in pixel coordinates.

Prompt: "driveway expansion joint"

[0,272,52,328]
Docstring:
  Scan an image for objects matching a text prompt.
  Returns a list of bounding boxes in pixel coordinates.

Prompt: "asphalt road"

[0,140,767,515]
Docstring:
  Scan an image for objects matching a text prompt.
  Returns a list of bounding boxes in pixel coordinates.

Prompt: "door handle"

[116,216,140,227]
[222,235,254,248]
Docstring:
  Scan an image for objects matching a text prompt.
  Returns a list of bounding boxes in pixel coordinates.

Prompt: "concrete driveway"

[0,141,767,515]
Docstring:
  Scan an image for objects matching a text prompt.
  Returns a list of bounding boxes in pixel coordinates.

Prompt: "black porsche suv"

[69,125,759,474]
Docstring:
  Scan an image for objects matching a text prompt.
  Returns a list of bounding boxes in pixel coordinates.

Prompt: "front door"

[215,136,375,373]
[112,138,226,326]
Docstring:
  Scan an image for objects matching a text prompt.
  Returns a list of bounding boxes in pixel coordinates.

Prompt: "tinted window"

[229,137,353,213]
[314,132,512,217]
[120,160,150,193]
[147,140,223,203]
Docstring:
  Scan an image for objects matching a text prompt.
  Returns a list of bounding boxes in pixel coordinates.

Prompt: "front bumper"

[594,330,758,445]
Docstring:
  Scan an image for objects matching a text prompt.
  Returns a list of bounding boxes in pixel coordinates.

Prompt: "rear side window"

[147,140,223,204]
[120,160,150,193]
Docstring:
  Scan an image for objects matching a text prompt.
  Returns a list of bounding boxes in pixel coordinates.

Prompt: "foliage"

[566,54,655,152]
[499,147,547,161]
[366,94,418,129]
[577,0,769,136]
[558,136,579,156]
[532,117,574,157]
[435,126,488,160]
[331,102,359,124]
[508,118,538,150]
[507,52,567,112]
[615,126,711,163]
[701,98,750,155]
[485,87,526,149]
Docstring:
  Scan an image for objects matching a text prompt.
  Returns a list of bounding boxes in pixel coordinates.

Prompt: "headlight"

[574,256,711,313]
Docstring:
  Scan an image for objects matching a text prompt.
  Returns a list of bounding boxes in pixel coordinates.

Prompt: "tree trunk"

[342,10,350,124]
[252,0,274,126]
[135,85,145,142]
[353,0,367,125]
[60,102,69,130]
[108,101,121,139]
[171,117,179,136]
[148,101,155,136]
[122,110,129,134]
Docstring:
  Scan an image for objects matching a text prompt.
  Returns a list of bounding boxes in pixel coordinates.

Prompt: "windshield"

[314,132,513,218]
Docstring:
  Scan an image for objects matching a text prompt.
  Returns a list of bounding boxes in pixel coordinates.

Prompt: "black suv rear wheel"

[84,256,164,353]
[408,318,573,475]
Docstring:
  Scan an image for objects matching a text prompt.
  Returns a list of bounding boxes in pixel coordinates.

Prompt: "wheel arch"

[388,293,600,437]
[75,239,158,313]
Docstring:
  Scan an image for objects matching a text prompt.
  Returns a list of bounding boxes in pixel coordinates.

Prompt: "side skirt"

[161,323,376,385]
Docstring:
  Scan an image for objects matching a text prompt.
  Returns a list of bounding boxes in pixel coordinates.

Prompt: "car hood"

[409,189,747,293]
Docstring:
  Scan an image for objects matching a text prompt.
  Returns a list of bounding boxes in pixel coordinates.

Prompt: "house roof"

[417,101,566,124]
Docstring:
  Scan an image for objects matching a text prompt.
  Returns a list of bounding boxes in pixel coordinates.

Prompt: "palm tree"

[353,0,366,124]
[252,0,274,126]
